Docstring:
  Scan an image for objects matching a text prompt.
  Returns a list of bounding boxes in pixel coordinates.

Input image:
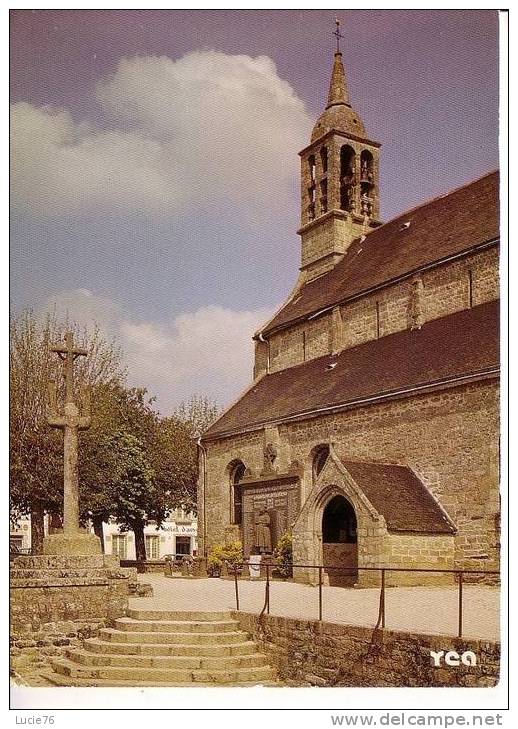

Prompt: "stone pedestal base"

[43,530,102,556]
[10,554,129,633]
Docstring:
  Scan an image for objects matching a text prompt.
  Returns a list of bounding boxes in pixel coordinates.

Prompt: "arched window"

[360,150,374,182]
[340,145,355,212]
[360,151,374,217]
[320,146,328,174]
[308,154,316,220]
[312,444,330,482]
[230,461,246,525]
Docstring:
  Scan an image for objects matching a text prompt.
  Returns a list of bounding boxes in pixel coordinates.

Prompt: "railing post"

[458,571,463,638]
[234,566,240,611]
[318,566,323,622]
[266,564,270,615]
[375,568,386,631]
[381,568,386,629]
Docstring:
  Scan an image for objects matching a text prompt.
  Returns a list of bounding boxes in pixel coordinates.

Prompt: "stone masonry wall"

[10,620,108,684]
[266,246,498,374]
[233,612,500,687]
[201,379,499,574]
[10,581,129,633]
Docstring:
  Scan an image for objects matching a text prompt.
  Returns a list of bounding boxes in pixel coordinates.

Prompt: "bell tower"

[298,21,382,282]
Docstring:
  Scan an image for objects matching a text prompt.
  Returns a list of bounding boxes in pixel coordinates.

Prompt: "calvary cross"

[51,331,88,404]
[48,332,91,535]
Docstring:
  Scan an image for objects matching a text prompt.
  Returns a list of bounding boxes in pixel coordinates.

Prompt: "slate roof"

[341,460,455,534]
[203,300,499,440]
[261,171,499,337]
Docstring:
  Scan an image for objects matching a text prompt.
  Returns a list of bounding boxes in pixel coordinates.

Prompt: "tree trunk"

[133,520,147,564]
[31,505,45,554]
[92,515,105,553]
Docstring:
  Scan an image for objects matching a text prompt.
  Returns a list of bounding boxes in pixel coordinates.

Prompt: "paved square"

[131,575,499,642]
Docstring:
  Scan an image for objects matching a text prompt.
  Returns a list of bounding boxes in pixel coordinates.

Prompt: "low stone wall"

[120,560,166,574]
[10,580,128,633]
[233,612,500,688]
[10,620,107,682]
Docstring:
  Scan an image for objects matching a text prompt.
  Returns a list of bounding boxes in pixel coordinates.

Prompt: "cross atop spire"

[333,18,344,54]
[326,27,350,109]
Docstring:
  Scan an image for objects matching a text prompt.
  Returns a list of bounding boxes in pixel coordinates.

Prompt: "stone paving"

[131,574,500,642]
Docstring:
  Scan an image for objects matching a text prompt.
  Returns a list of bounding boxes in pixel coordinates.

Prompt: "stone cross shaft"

[47,332,91,535]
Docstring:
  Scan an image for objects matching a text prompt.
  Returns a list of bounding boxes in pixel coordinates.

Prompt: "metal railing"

[227,561,499,639]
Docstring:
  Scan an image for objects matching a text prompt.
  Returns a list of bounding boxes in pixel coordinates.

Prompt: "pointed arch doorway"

[322,494,358,587]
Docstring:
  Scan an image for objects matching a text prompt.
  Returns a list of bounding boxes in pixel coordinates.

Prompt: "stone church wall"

[266,246,498,374]
[200,379,499,575]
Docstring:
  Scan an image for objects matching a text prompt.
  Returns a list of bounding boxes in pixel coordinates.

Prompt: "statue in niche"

[253,508,272,554]
[262,442,277,474]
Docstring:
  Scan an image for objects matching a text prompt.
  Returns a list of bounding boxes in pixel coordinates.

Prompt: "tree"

[9,309,125,552]
[173,395,219,438]
[152,396,219,514]
[94,431,164,561]
[79,383,159,547]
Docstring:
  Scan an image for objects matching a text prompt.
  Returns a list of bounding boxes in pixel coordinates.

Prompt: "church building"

[198,43,500,586]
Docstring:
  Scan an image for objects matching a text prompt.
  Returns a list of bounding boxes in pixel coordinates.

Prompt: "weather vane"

[333,18,344,53]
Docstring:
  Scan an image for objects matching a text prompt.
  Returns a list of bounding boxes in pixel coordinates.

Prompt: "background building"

[102,509,197,561]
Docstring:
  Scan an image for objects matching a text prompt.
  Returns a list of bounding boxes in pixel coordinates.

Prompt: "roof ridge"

[362,168,499,238]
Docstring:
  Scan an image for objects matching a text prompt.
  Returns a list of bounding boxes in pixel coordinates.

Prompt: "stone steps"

[99,627,246,644]
[66,647,268,670]
[43,610,279,687]
[113,617,240,633]
[83,637,259,657]
[50,656,276,685]
[40,671,279,688]
[127,609,232,622]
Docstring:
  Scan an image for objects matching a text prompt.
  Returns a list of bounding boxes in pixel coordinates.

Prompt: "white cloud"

[11,51,311,219]
[43,288,272,413]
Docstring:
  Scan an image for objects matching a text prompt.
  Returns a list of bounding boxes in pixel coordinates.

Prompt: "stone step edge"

[114,619,240,629]
[84,638,259,654]
[66,648,267,668]
[68,647,267,661]
[127,610,234,622]
[40,670,281,688]
[51,657,276,681]
[101,628,249,639]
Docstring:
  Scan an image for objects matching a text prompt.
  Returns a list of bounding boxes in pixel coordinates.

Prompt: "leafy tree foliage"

[93,431,161,562]
[10,309,125,551]
[152,396,219,514]
[10,310,219,556]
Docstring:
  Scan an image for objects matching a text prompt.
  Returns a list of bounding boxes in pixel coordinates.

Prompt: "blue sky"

[10,10,500,413]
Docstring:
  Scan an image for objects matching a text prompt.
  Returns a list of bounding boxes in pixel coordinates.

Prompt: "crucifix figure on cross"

[47,331,92,538]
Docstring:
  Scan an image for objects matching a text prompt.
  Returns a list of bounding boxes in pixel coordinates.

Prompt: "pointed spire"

[326,51,350,109]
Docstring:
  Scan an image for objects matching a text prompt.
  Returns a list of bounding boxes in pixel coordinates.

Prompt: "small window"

[145,535,160,560]
[112,534,127,559]
[175,536,191,557]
